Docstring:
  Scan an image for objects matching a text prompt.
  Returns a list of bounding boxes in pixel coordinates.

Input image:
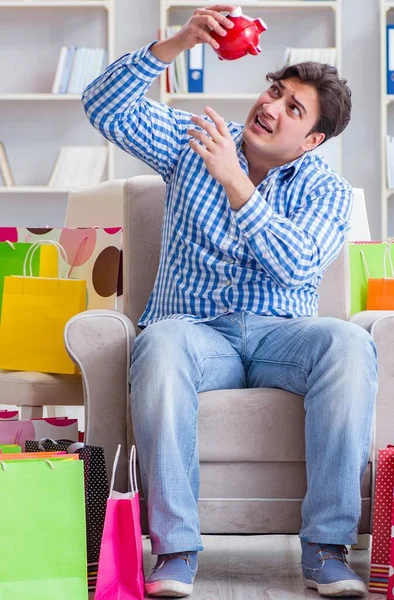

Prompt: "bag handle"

[36,437,75,451]
[23,236,88,279]
[66,235,88,278]
[0,459,55,471]
[109,444,121,498]
[130,445,138,497]
[23,240,68,278]
[384,242,394,278]
[360,242,394,280]
[108,444,138,498]
[14,429,22,445]
[360,249,370,280]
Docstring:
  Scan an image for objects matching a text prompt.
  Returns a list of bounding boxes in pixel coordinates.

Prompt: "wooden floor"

[90,534,383,599]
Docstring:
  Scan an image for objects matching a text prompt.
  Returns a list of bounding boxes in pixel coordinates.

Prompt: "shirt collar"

[235,128,308,183]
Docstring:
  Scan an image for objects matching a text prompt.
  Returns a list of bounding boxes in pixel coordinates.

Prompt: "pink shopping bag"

[0,417,78,450]
[0,410,19,420]
[95,445,145,600]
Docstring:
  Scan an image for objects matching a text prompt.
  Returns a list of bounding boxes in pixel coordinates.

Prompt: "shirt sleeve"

[232,177,353,288]
[82,43,194,184]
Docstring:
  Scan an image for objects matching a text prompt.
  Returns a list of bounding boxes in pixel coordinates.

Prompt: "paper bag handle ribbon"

[360,241,394,280]
[23,240,68,278]
[109,444,138,498]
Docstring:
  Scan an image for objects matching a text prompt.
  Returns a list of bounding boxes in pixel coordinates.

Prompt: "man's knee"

[134,319,194,354]
[313,318,377,365]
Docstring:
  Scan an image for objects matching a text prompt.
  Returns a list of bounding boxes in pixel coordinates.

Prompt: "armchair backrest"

[124,176,350,329]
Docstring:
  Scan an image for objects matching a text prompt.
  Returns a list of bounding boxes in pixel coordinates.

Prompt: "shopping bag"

[0,451,75,460]
[349,241,394,314]
[0,240,87,374]
[26,437,109,592]
[0,455,88,600]
[369,446,394,594]
[0,417,78,450]
[95,445,145,600]
[0,410,19,420]
[17,227,122,310]
[365,244,394,310]
[0,241,40,317]
[0,444,21,453]
[388,479,394,600]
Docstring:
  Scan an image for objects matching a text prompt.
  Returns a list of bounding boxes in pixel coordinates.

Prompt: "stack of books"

[52,46,108,95]
[284,47,337,67]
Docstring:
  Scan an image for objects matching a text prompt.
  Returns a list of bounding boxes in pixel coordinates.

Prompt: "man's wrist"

[150,36,185,64]
[223,171,256,211]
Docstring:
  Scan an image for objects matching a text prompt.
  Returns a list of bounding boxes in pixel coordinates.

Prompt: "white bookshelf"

[0,0,115,199]
[0,186,70,193]
[381,0,394,238]
[160,0,342,174]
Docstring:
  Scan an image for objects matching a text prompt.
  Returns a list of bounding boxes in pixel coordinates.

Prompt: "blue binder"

[188,45,204,93]
[387,25,394,94]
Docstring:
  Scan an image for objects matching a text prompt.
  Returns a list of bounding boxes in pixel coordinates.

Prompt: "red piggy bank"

[211,6,267,61]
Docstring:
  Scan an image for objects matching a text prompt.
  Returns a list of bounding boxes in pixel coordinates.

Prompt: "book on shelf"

[52,46,108,95]
[284,47,337,67]
[386,135,394,190]
[165,26,205,94]
[387,25,394,95]
[47,146,108,189]
[0,142,15,187]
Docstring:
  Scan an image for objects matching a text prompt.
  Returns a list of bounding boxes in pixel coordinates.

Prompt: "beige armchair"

[64,176,394,542]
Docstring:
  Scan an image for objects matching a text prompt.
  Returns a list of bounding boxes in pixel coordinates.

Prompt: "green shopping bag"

[0,444,21,453]
[0,242,40,317]
[0,457,88,600]
[349,242,394,315]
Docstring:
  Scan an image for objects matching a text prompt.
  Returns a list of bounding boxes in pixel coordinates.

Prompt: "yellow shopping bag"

[0,241,86,374]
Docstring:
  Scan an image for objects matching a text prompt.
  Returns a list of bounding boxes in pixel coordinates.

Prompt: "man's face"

[243,77,325,164]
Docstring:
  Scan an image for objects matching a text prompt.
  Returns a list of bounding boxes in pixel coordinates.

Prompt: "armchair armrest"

[350,311,394,456]
[64,309,136,492]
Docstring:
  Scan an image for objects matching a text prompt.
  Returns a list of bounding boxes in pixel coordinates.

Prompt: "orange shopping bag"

[361,242,394,310]
[0,452,79,460]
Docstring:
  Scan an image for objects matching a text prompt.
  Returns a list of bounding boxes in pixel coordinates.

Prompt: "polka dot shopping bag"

[14,227,122,310]
[369,446,394,595]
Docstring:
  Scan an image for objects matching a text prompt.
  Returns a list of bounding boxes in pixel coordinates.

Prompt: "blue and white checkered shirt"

[82,43,353,327]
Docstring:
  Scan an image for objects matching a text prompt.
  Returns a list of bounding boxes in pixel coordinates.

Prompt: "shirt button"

[234,235,239,242]
[225,280,231,286]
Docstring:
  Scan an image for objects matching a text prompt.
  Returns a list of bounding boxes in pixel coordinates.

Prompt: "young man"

[83,5,377,598]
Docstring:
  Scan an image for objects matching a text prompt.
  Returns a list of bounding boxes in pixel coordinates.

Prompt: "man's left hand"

[187,106,243,187]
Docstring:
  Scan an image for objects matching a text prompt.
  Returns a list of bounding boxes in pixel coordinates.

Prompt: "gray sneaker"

[145,551,198,597]
[301,540,367,597]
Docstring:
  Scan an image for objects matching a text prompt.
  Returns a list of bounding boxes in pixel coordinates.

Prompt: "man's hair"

[266,62,352,146]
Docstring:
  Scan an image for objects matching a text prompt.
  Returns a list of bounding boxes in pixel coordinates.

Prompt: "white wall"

[114,0,382,239]
[0,0,382,238]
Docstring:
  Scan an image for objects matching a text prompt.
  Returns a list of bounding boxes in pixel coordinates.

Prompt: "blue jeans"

[130,313,378,555]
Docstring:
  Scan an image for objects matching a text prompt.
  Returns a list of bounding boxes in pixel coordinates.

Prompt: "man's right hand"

[176,5,236,51]
[151,5,236,63]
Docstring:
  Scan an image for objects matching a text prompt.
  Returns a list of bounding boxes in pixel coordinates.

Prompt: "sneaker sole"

[145,580,193,597]
[303,576,367,597]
